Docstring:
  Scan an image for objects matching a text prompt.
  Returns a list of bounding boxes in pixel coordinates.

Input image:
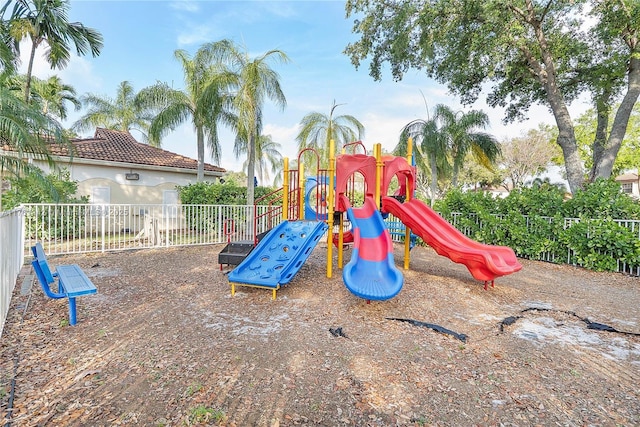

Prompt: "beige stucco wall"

[33,158,221,205]
[76,178,181,204]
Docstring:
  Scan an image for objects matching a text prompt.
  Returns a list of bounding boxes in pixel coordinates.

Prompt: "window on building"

[90,186,110,216]
[621,183,633,194]
[163,190,179,219]
[92,186,110,204]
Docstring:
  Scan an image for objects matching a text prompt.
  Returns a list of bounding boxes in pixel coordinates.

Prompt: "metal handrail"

[253,187,284,244]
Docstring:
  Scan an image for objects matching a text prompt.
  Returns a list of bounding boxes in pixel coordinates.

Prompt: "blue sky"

[21,0,583,181]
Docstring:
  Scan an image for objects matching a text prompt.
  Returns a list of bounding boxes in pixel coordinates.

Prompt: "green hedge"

[3,168,89,239]
[177,182,276,232]
[177,182,273,205]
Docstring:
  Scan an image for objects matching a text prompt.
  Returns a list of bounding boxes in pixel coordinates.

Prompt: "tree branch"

[540,0,553,22]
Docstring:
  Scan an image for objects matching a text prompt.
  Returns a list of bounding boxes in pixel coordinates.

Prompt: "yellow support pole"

[327,139,335,278]
[404,137,413,270]
[298,162,305,221]
[282,157,289,220]
[374,143,382,210]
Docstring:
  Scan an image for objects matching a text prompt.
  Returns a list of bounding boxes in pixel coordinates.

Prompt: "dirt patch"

[1,244,639,426]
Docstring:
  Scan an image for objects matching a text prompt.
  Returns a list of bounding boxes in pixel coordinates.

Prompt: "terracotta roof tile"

[47,128,225,173]
[615,173,639,182]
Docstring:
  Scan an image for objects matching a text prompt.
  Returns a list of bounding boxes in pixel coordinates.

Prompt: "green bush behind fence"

[433,179,640,275]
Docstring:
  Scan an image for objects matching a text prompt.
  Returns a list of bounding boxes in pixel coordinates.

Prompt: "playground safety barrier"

[1,207,25,337]
[445,212,640,276]
[20,203,282,256]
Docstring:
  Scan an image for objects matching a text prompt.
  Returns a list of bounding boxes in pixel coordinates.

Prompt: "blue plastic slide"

[342,197,404,301]
[228,220,328,289]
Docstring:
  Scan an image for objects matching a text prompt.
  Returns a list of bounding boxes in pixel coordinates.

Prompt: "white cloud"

[176,25,215,47]
[253,1,298,19]
[360,112,408,152]
[263,122,299,159]
[18,41,50,78]
[170,0,200,13]
[18,40,103,91]
[16,40,103,131]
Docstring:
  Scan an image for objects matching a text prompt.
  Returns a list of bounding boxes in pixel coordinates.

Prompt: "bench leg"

[68,297,77,326]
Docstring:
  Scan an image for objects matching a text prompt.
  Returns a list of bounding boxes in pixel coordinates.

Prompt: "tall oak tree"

[345,0,640,193]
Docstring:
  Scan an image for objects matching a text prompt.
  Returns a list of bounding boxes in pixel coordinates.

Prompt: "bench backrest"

[32,243,55,284]
[31,243,66,299]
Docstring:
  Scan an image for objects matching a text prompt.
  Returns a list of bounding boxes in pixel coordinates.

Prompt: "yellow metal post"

[404,137,413,269]
[283,157,289,220]
[374,143,382,209]
[327,139,335,278]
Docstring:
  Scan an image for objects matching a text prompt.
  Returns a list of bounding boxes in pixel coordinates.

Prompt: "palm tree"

[221,41,288,206]
[140,43,236,178]
[0,16,19,76]
[4,0,103,102]
[29,74,79,120]
[0,85,66,210]
[396,114,449,207]
[73,81,155,144]
[436,106,500,187]
[296,100,364,165]
[236,133,282,186]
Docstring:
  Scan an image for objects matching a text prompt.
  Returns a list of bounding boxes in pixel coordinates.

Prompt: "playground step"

[218,241,255,267]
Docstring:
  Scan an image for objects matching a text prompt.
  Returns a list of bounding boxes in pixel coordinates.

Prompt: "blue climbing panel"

[228,220,328,288]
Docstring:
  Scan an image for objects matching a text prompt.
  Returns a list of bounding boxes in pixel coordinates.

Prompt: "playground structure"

[227,139,522,300]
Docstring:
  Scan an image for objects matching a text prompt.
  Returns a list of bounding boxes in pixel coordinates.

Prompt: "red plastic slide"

[381,197,522,283]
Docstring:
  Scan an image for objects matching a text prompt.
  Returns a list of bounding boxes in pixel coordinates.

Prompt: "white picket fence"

[446,212,640,276]
[21,203,282,256]
[0,207,25,337]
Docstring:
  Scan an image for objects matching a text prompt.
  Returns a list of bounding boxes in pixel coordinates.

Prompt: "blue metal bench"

[31,243,97,326]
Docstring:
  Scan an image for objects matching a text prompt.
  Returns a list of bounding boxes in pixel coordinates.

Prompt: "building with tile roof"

[615,171,640,199]
[5,128,225,205]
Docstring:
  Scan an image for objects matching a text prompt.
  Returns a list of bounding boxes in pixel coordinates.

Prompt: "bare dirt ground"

[1,243,639,427]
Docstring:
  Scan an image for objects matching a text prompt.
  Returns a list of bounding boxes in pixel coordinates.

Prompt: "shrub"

[563,178,640,219]
[560,218,640,271]
[2,168,87,208]
[498,184,565,216]
[4,168,89,240]
[177,182,275,232]
[177,182,273,205]
[435,188,498,217]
